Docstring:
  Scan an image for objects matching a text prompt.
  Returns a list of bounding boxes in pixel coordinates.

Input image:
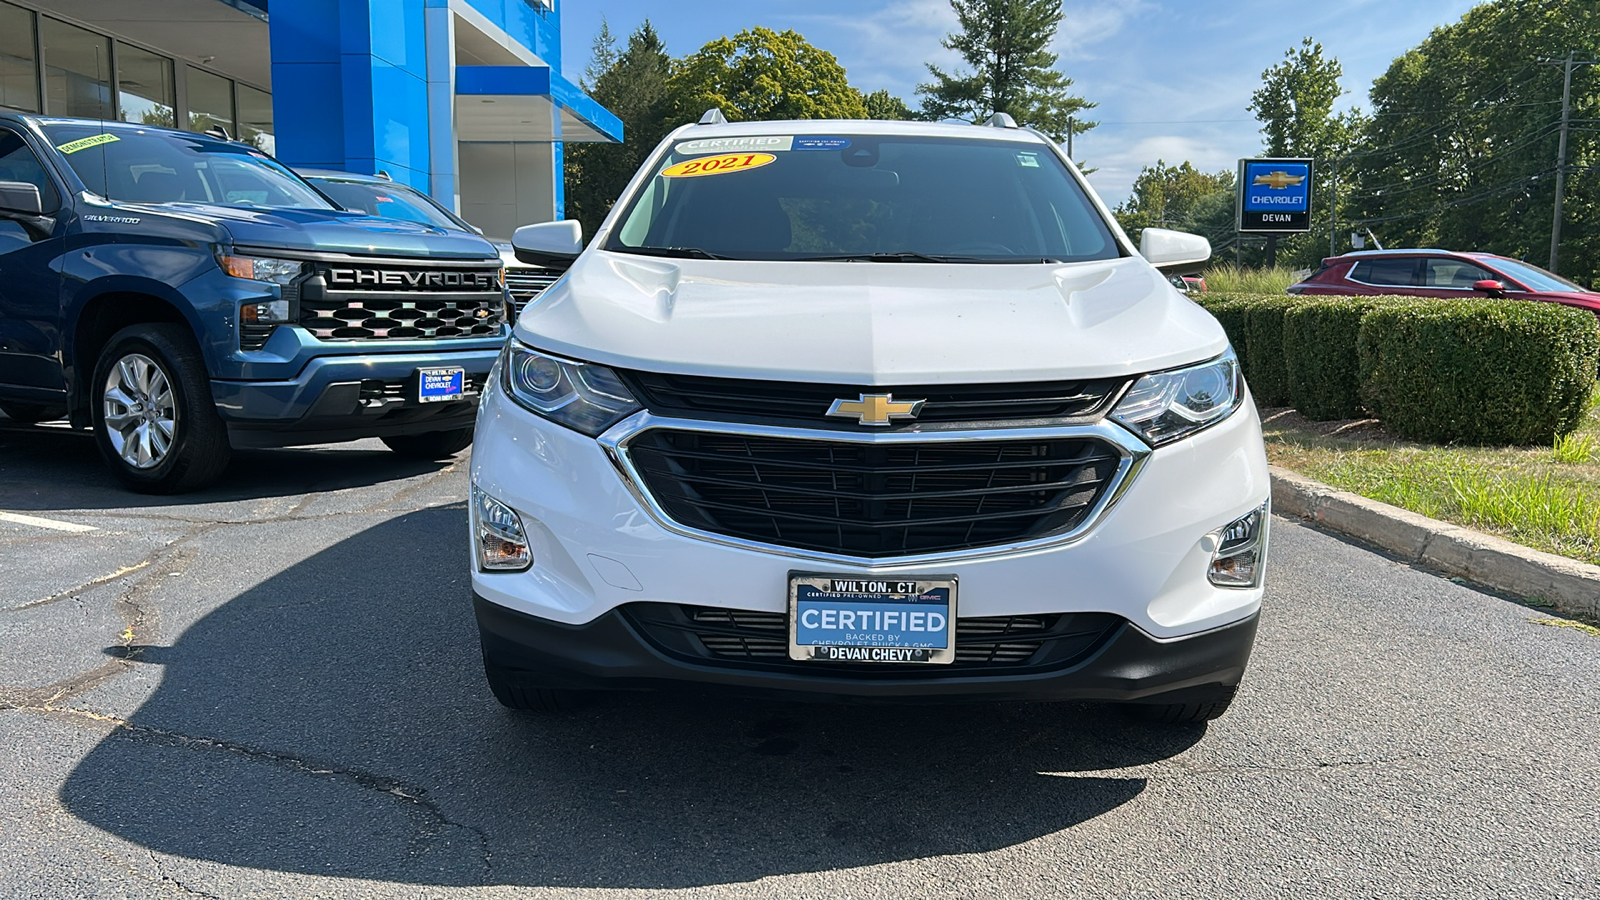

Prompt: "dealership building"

[0,0,622,237]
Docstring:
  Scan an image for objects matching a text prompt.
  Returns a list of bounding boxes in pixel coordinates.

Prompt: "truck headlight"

[1207,502,1268,588]
[473,486,532,572]
[218,253,305,285]
[502,340,641,436]
[1111,348,1244,446]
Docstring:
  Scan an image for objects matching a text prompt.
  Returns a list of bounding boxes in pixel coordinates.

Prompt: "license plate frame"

[417,367,467,403]
[787,571,958,665]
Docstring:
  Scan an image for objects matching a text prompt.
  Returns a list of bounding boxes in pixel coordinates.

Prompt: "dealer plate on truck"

[788,572,957,664]
[418,367,466,402]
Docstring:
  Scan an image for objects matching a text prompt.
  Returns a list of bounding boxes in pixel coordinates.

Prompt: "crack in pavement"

[10,561,155,613]
[145,848,222,900]
[9,703,494,878]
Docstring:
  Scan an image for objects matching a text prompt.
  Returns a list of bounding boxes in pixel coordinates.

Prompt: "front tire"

[1134,685,1238,725]
[90,324,232,494]
[483,664,581,713]
[380,426,474,459]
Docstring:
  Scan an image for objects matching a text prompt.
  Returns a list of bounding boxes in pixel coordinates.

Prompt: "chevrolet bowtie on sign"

[1237,157,1314,233]
[826,393,926,426]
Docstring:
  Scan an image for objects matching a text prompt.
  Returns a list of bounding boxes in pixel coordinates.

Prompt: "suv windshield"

[604,133,1120,263]
[1490,258,1592,294]
[307,177,468,231]
[41,124,332,210]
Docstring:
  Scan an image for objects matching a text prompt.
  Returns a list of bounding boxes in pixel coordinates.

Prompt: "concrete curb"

[1269,465,1600,619]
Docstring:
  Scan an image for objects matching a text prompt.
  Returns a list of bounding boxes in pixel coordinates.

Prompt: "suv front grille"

[624,603,1122,674]
[302,264,505,341]
[619,371,1126,430]
[505,267,560,317]
[624,430,1124,557]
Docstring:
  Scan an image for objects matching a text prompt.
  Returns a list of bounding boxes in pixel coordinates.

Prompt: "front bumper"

[476,593,1258,703]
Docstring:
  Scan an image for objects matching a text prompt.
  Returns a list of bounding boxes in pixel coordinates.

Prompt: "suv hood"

[153,203,498,259]
[515,252,1228,383]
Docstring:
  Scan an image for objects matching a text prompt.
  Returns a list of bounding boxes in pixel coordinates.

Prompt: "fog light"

[241,299,291,324]
[473,486,531,572]
[1208,502,1268,588]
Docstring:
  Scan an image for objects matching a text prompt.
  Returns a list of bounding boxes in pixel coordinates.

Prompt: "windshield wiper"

[792,252,1066,264]
[610,245,733,260]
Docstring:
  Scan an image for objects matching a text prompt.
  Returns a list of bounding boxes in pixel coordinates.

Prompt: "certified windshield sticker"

[1016,151,1040,168]
[661,153,776,178]
[56,133,121,155]
[793,137,851,151]
[674,135,792,155]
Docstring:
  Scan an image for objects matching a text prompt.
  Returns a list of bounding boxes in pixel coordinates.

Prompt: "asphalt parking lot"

[2,419,1599,899]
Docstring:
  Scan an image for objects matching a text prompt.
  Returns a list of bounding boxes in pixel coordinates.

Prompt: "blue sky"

[560,0,1482,205]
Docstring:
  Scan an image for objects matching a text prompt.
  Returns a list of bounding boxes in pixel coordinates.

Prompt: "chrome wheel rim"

[102,353,176,470]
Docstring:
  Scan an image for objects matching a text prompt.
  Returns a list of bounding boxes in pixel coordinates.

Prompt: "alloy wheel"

[102,353,177,469]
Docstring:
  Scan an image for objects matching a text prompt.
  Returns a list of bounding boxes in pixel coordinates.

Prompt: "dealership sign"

[1236,158,1314,233]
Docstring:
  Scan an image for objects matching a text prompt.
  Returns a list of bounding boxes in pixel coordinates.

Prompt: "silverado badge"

[826,393,925,427]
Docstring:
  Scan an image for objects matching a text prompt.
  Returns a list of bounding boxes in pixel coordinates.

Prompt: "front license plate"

[788,572,957,665]
[418,367,466,403]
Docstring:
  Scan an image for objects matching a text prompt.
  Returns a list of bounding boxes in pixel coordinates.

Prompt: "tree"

[916,0,1094,142]
[564,21,676,237]
[1114,161,1236,245]
[864,89,916,121]
[670,28,868,122]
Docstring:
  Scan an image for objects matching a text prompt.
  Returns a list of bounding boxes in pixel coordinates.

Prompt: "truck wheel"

[381,426,474,459]
[484,665,580,713]
[90,324,232,494]
[0,401,66,423]
[1134,685,1238,725]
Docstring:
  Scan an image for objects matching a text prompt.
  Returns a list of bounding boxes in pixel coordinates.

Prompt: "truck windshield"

[306,177,469,231]
[604,133,1120,263]
[41,124,332,210]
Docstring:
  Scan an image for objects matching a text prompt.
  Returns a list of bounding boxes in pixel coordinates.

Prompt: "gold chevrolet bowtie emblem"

[826,393,926,427]
[1252,171,1306,190]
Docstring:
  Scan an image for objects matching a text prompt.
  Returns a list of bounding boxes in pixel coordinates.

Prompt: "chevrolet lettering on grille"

[327,268,497,290]
[826,393,926,426]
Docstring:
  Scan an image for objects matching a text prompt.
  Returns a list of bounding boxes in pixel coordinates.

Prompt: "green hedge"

[1357,299,1600,445]
[1283,296,1414,420]
[1195,293,1306,407]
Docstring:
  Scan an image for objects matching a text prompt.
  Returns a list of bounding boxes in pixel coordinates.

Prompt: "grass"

[1262,390,1600,566]
[1201,264,1301,295]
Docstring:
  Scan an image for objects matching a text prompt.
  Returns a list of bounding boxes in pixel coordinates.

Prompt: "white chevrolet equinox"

[469,114,1270,724]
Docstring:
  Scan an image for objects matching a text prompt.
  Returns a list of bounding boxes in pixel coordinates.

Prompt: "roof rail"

[203,124,233,141]
[697,108,728,126]
[982,112,1018,129]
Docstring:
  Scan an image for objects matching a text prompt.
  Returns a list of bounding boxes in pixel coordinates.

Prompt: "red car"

[1287,249,1600,316]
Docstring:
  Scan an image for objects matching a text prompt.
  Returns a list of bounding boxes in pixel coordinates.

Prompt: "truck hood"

[155,203,497,259]
[514,252,1229,383]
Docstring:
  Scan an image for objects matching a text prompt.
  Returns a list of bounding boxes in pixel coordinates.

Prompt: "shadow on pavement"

[0,423,450,511]
[61,507,1199,889]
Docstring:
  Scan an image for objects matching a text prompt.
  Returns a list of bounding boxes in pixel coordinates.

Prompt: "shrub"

[1358,299,1600,445]
[1241,294,1310,407]
[1201,264,1300,295]
[1193,293,1257,373]
[1283,296,1414,420]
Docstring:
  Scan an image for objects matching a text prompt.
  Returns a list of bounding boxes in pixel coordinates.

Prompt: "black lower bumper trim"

[474,594,1258,703]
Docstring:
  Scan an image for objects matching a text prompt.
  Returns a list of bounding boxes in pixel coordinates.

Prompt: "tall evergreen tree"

[916,0,1094,142]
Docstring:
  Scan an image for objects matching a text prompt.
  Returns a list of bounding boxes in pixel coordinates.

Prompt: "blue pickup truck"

[0,113,509,493]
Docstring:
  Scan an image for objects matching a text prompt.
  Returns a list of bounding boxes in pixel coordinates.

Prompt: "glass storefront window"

[185,66,234,137]
[116,43,175,128]
[40,16,112,119]
[0,2,39,112]
[237,83,274,155]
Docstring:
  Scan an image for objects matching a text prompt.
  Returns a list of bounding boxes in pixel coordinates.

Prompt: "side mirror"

[511,219,583,269]
[0,181,44,216]
[1473,279,1506,296]
[1140,227,1211,269]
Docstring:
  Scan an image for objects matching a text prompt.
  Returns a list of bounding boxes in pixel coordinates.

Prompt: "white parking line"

[0,511,98,533]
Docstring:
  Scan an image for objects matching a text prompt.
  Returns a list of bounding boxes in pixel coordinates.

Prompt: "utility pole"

[1066,116,1075,161]
[1541,52,1596,273]
[1329,156,1339,258]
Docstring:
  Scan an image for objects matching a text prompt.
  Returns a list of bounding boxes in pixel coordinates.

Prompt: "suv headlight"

[218,253,305,285]
[502,340,642,436]
[1111,348,1244,446]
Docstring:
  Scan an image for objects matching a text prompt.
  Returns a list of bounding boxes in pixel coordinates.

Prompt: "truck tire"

[0,401,66,423]
[381,426,474,459]
[90,324,232,494]
[1134,685,1238,725]
[483,665,581,713]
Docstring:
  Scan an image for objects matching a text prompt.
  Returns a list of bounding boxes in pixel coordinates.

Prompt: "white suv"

[469,116,1269,724]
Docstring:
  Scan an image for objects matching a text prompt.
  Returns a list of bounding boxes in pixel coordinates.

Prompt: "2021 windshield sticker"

[674,136,792,155]
[661,153,776,178]
[57,133,120,154]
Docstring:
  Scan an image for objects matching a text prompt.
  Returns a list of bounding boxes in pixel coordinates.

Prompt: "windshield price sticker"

[57,133,121,155]
[661,153,776,178]
[674,135,793,155]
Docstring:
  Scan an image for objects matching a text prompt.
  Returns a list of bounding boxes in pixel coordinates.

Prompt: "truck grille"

[302,264,505,341]
[624,430,1124,557]
[623,603,1122,674]
[619,371,1126,430]
[505,267,560,317]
